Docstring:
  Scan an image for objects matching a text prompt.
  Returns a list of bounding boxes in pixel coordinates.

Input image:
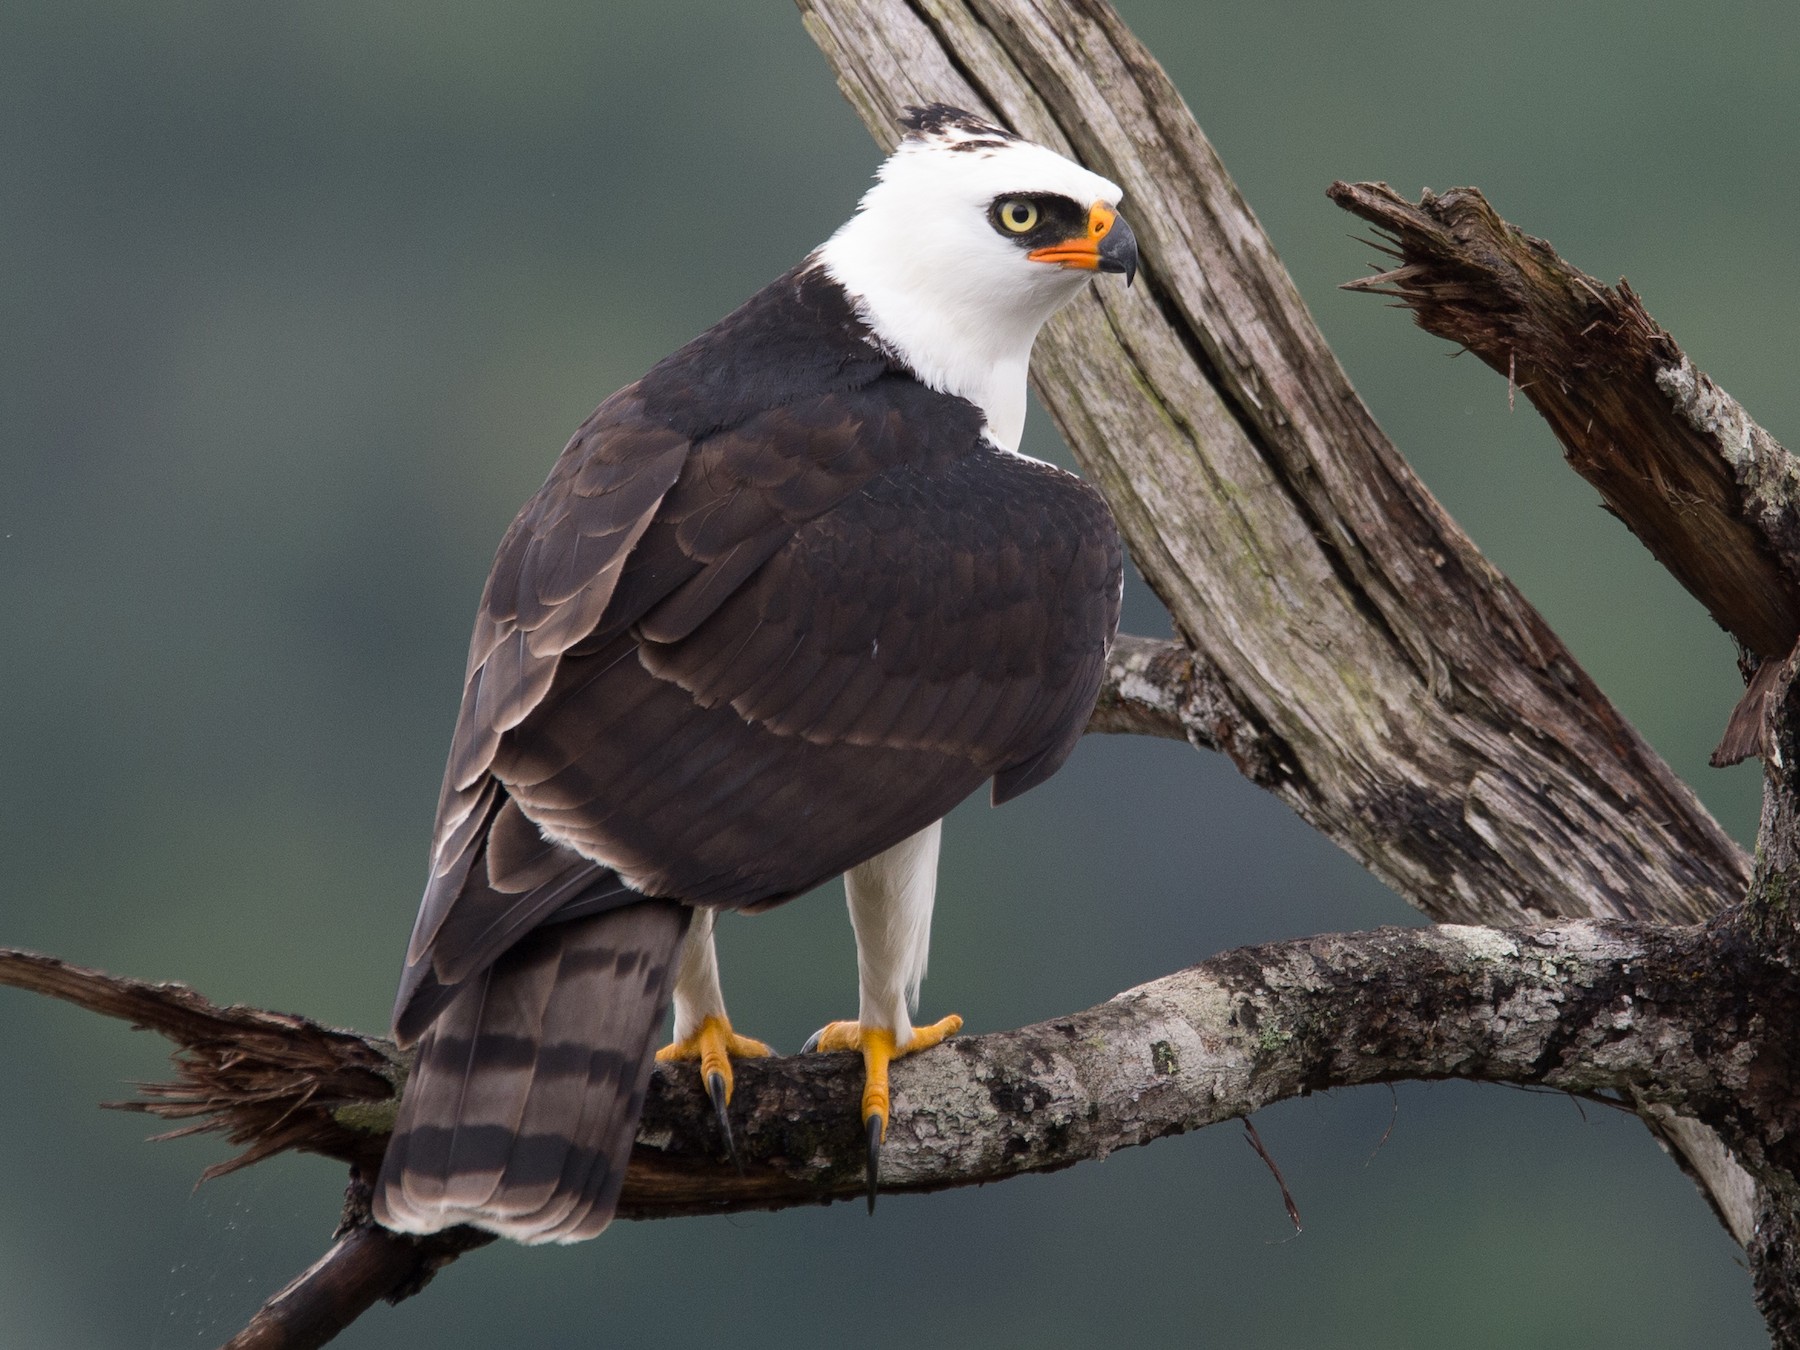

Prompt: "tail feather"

[375,900,688,1244]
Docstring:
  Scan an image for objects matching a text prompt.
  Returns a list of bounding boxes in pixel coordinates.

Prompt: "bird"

[373,103,1135,1244]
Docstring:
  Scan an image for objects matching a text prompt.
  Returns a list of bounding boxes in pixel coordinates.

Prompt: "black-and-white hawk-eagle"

[374,105,1137,1243]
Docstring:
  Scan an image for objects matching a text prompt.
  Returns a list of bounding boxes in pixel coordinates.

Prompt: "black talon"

[706,1069,741,1172]
[864,1114,883,1214]
[800,1028,824,1053]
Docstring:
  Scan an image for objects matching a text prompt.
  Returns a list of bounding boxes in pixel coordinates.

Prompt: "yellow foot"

[655,1015,773,1162]
[801,1015,963,1211]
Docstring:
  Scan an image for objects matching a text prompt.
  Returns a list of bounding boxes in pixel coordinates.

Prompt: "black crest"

[898,103,1018,149]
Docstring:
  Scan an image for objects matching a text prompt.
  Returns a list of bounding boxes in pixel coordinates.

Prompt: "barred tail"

[374,901,687,1244]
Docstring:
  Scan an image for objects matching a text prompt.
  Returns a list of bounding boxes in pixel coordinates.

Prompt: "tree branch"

[800,0,1746,929]
[1085,632,1218,745]
[218,1223,494,1350]
[1328,180,1800,763]
[0,947,401,1178]
[10,914,1794,1348]
[796,0,1758,1260]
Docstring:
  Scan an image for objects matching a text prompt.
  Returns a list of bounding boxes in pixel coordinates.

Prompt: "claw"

[802,1014,962,1214]
[655,1015,771,1167]
[865,1113,883,1214]
[706,1069,741,1172]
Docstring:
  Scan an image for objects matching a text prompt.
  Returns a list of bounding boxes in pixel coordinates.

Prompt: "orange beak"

[1026,201,1137,283]
[1026,202,1114,269]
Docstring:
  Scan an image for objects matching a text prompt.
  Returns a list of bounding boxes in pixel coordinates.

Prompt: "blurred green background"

[2,1,1791,1345]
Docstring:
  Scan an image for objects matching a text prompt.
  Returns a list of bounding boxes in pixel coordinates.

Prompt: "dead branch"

[0,947,401,1178]
[219,1222,494,1350]
[1327,180,1800,763]
[801,0,1746,930]
[797,0,1756,1261]
[9,914,1795,1350]
[1086,632,1215,744]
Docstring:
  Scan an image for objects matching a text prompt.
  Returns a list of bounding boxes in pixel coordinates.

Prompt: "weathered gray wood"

[632,919,1791,1217]
[14,906,1797,1350]
[1328,180,1800,765]
[50,926,1759,1210]
[1086,633,1212,743]
[797,0,1761,1266]
[800,0,1747,931]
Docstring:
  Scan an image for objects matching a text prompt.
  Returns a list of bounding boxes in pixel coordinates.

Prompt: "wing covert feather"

[404,329,1119,1029]
[496,450,1122,912]
[441,389,689,805]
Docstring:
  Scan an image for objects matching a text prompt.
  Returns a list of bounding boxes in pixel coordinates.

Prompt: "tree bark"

[218,1223,493,1350]
[1326,180,1800,764]
[797,0,1756,1245]
[18,922,1774,1212]
[800,0,1746,931]
[9,911,1797,1347]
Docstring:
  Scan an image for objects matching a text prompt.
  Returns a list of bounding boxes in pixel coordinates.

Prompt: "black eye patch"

[987,193,1086,248]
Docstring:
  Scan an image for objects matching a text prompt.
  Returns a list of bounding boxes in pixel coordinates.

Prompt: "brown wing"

[399,378,1120,1032]
[435,388,689,841]
[495,448,1122,910]
[396,387,686,1035]
[397,381,952,1033]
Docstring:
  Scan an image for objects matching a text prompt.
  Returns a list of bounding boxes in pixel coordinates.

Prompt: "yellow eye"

[997,199,1039,233]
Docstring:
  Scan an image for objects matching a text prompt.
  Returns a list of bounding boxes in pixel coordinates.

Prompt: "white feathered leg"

[654,906,770,1146]
[844,819,943,1047]
[807,818,962,1207]
[669,906,728,1044]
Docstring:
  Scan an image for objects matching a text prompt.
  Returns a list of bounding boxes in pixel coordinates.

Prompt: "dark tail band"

[374,900,688,1244]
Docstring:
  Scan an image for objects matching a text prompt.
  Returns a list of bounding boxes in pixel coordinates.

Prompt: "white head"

[815,105,1137,452]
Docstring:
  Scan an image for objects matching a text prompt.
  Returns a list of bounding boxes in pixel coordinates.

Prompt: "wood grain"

[802,0,1748,931]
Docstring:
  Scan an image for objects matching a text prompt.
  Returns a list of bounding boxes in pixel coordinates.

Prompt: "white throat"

[816,232,1079,452]
[810,123,1121,453]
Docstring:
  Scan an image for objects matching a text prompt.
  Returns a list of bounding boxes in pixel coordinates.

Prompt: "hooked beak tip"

[1098,213,1138,287]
